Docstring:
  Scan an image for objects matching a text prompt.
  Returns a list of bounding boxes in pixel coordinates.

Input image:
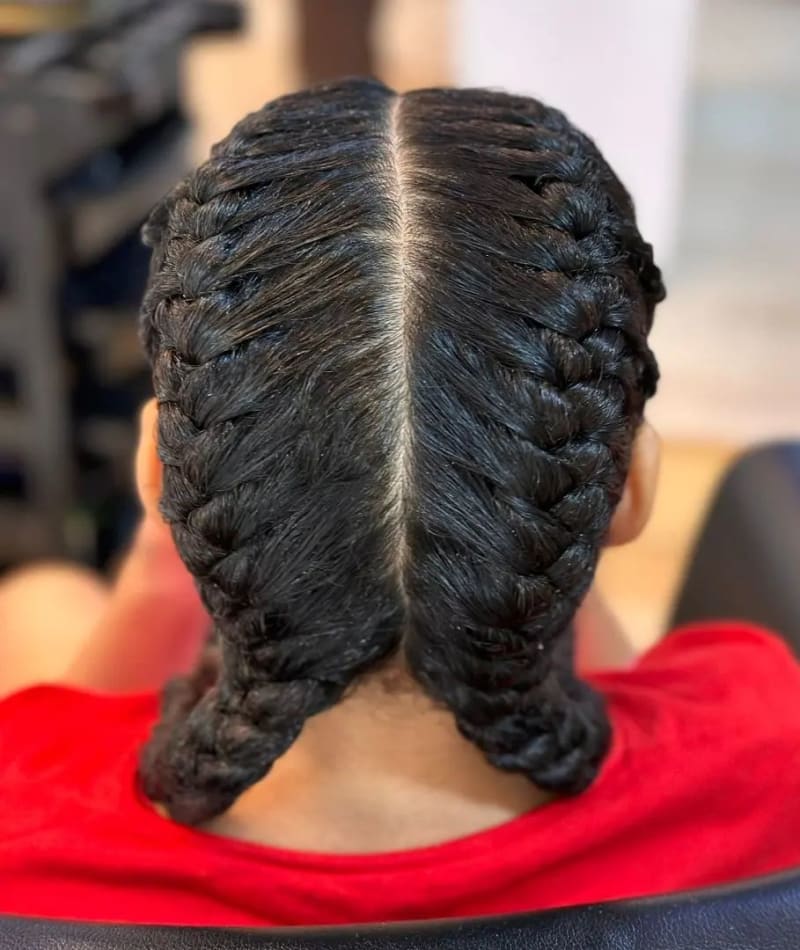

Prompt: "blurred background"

[0,0,797,649]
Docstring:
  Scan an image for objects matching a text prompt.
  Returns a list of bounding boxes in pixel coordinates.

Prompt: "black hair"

[138,78,664,825]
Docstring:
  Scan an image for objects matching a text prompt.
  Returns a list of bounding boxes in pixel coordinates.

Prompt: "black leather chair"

[1,443,798,949]
[671,442,800,652]
[1,869,800,949]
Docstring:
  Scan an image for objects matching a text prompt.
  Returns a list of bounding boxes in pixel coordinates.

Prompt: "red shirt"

[1,623,799,927]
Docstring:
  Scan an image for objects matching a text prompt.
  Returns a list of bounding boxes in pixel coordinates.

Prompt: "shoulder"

[592,621,800,771]
[582,624,800,877]
[0,686,160,868]
[615,621,800,712]
[0,684,158,773]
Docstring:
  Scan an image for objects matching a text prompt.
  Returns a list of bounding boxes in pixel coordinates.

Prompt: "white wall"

[452,0,696,264]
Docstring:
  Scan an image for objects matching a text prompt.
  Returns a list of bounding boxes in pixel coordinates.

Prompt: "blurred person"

[1,79,799,927]
[299,0,378,84]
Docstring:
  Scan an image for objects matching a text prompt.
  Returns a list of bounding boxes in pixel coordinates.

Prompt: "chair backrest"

[671,441,800,642]
[1,868,798,950]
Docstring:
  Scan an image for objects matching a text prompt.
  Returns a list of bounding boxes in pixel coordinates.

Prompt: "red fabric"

[1,622,800,927]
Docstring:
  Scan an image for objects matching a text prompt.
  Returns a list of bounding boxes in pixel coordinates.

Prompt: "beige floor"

[183,0,795,650]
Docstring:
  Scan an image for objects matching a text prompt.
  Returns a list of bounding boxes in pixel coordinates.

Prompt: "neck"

[203,666,551,853]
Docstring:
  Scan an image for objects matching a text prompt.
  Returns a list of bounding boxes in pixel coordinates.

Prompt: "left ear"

[135,399,163,523]
[606,421,660,547]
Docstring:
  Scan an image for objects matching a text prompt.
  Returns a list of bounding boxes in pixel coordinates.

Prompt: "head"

[137,79,664,825]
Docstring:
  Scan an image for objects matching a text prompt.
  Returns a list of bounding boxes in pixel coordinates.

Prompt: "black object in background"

[671,442,800,652]
[0,0,243,569]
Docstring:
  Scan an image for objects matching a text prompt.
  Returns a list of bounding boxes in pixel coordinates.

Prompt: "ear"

[606,421,660,547]
[135,399,163,524]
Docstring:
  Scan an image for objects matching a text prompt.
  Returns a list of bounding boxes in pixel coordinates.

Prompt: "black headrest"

[1,868,799,950]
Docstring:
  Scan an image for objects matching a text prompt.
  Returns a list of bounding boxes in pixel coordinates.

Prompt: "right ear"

[606,421,660,547]
[135,399,163,524]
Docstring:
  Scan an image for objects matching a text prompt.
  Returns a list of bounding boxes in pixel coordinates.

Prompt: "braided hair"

[138,79,665,824]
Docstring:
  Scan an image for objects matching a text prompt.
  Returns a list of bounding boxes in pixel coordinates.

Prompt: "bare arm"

[67,518,209,693]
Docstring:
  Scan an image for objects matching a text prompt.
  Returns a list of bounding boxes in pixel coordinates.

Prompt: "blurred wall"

[452,0,695,265]
[184,0,450,160]
[649,0,800,444]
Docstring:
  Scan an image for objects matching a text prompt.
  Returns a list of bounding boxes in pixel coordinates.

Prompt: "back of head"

[139,78,665,824]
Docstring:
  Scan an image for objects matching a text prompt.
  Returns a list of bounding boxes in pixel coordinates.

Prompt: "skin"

[0,400,660,851]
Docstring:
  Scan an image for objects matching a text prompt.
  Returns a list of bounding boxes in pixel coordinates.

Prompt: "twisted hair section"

[138,79,664,823]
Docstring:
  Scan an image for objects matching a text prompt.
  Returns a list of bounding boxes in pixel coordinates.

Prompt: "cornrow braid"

[399,87,662,792]
[138,80,409,823]
[138,79,664,824]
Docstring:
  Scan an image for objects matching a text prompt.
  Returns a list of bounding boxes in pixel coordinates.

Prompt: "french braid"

[400,88,663,791]
[138,79,664,823]
[138,81,407,823]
